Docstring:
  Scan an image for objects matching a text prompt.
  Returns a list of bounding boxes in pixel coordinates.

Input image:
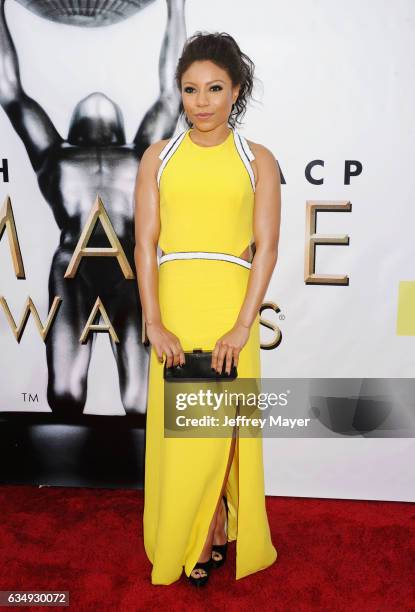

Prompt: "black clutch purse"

[163,348,238,382]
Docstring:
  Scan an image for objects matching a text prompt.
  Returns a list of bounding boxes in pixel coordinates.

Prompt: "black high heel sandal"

[211,495,228,569]
[188,557,213,587]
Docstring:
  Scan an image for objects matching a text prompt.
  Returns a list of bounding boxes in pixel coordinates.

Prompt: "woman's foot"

[189,531,214,586]
[188,494,228,584]
[188,557,212,587]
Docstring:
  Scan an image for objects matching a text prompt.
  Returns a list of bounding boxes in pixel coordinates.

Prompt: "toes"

[191,569,207,578]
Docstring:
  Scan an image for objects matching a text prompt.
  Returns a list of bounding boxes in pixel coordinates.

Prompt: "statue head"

[67,92,126,146]
[15,0,156,27]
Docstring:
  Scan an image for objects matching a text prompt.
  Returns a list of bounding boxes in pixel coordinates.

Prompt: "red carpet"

[0,485,413,611]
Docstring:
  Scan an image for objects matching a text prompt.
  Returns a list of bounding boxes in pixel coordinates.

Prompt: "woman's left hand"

[211,323,251,374]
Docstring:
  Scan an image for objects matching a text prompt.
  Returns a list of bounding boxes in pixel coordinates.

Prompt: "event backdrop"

[0,0,414,500]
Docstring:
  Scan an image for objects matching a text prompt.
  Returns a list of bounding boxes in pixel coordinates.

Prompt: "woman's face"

[181,60,240,131]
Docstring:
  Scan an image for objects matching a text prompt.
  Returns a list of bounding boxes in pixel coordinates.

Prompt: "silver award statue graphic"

[15,0,156,26]
[0,0,187,416]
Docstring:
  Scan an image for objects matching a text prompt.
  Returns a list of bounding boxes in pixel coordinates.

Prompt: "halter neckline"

[187,128,233,150]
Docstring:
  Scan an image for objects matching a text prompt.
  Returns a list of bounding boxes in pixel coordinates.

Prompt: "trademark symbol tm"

[21,393,39,403]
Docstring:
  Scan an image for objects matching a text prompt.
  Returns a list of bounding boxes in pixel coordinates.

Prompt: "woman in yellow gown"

[134,32,281,586]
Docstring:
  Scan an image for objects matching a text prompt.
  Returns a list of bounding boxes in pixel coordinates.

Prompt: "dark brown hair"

[175,31,256,129]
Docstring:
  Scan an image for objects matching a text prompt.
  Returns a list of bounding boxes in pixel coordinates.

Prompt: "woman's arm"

[211,143,281,374]
[134,146,185,367]
[236,143,281,327]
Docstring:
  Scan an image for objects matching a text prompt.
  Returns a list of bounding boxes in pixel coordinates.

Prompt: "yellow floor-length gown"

[143,126,277,584]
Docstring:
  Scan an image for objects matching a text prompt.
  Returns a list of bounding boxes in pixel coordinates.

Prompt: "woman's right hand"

[146,322,185,368]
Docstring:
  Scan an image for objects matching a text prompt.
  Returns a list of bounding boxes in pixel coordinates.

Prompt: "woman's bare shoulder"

[246,139,276,163]
[246,138,280,188]
[141,138,171,164]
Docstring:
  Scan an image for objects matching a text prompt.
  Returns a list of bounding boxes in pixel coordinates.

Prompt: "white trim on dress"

[156,129,188,188]
[158,250,252,269]
[232,130,256,192]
